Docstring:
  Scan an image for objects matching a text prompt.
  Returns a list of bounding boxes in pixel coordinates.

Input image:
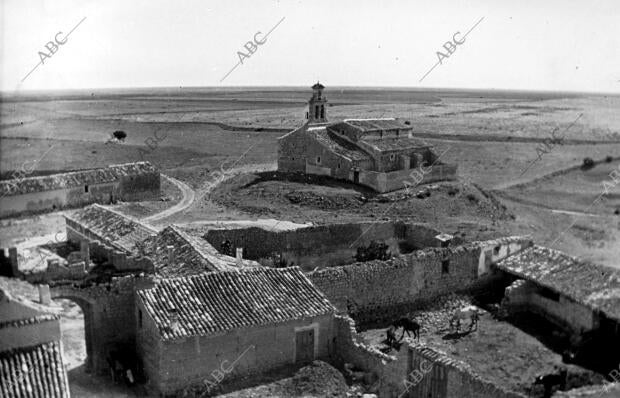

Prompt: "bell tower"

[306,82,327,124]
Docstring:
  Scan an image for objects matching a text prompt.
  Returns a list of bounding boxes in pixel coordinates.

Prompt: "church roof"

[307,127,371,161]
[343,118,411,132]
[312,82,325,90]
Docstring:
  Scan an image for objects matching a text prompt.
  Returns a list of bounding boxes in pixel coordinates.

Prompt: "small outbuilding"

[135,267,336,396]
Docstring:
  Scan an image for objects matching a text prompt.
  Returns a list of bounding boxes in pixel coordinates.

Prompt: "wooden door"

[295,329,315,364]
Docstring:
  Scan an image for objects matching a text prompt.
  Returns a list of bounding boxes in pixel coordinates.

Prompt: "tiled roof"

[137,267,335,340]
[497,245,620,321]
[140,225,252,276]
[359,137,430,152]
[65,204,157,253]
[308,128,371,161]
[0,161,157,197]
[343,118,411,132]
[0,341,70,398]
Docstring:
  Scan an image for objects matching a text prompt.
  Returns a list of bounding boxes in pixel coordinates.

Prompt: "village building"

[278,83,457,192]
[0,287,70,398]
[135,267,336,396]
[0,161,160,218]
[498,245,620,348]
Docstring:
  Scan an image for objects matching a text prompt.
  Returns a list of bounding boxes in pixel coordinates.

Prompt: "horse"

[449,305,480,332]
[393,317,421,341]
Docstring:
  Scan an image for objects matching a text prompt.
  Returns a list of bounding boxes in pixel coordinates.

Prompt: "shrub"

[581,157,595,170]
[354,241,391,262]
[404,121,411,125]
[112,130,127,141]
[605,156,613,163]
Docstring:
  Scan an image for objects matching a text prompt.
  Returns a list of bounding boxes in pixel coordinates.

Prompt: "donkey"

[449,305,480,332]
[393,317,421,341]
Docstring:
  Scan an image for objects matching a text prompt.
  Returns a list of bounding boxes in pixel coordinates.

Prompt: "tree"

[113,130,127,141]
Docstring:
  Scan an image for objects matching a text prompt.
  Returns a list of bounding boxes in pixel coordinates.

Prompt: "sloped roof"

[307,127,371,161]
[359,137,430,152]
[64,204,157,253]
[496,245,620,321]
[0,161,157,197]
[137,267,335,340]
[343,118,411,132]
[140,225,255,276]
[0,341,69,398]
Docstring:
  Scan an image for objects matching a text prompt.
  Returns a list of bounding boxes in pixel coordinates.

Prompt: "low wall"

[309,237,532,325]
[405,343,525,398]
[204,222,441,271]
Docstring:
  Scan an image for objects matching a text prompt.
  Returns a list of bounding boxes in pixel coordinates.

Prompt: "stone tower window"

[317,156,321,164]
[84,185,89,193]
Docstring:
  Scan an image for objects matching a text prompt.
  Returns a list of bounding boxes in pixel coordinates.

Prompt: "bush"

[354,241,391,262]
[581,157,595,170]
[606,156,613,163]
[113,130,127,141]
[404,120,411,125]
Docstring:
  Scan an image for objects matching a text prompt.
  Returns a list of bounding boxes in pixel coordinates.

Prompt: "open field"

[1,87,619,270]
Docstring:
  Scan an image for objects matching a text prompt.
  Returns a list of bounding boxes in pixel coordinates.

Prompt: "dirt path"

[142,174,195,223]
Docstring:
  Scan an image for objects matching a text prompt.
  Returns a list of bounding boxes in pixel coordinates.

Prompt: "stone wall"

[502,280,597,335]
[309,237,532,324]
[145,314,334,396]
[277,126,309,172]
[405,343,526,398]
[0,172,160,219]
[358,164,458,193]
[50,276,154,374]
[204,222,441,271]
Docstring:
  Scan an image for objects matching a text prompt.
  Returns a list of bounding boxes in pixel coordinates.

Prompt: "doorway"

[295,328,315,364]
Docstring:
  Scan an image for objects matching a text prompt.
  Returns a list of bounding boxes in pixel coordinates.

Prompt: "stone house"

[0,287,70,398]
[0,161,160,218]
[278,83,457,192]
[135,267,336,396]
[498,245,620,345]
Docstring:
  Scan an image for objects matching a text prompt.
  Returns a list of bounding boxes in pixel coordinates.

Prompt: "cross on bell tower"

[306,82,327,124]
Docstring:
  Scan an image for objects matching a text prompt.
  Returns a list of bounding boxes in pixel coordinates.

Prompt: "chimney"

[80,240,90,269]
[38,284,51,305]
[236,247,244,267]
[167,245,175,265]
[435,233,454,248]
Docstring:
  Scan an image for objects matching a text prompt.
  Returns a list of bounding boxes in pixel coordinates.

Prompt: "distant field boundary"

[414,132,620,145]
[497,155,620,191]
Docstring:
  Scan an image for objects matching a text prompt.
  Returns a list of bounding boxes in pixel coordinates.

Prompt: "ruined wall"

[0,172,160,219]
[204,222,440,271]
[22,260,87,284]
[331,315,405,397]
[406,344,525,398]
[309,237,532,324]
[502,280,596,334]
[151,314,334,396]
[50,276,152,374]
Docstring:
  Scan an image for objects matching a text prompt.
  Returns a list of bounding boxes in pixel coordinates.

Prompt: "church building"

[277,83,457,193]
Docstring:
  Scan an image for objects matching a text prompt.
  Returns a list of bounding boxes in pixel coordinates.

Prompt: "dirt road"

[142,174,195,223]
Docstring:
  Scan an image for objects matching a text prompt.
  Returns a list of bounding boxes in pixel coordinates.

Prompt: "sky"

[1,0,619,93]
